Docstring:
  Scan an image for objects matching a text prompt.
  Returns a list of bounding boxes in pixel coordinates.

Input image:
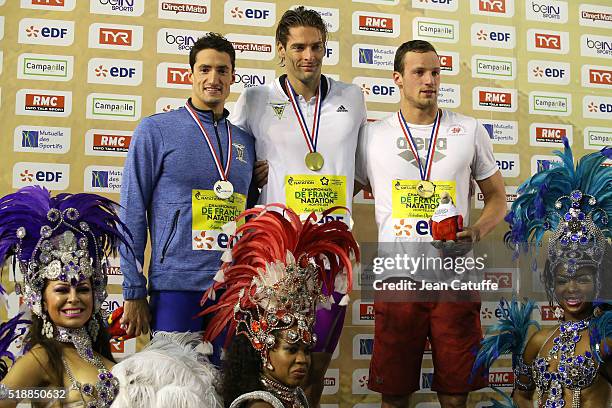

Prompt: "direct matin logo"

[359,48,374,64]
[91,170,109,188]
[22,130,39,147]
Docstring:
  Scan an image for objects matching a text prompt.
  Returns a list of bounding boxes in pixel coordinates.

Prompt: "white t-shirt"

[231,75,367,223]
[357,110,498,280]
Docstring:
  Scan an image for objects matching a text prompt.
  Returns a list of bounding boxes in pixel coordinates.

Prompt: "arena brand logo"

[583,127,612,150]
[471,55,516,80]
[529,123,572,147]
[527,60,570,85]
[412,0,458,12]
[14,125,70,154]
[86,93,142,122]
[579,4,612,29]
[85,129,132,157]
[525,0,567,23]
[157,28,208,55]
[16,89,72,117]
[159,0,210,22]
[90,0,144,16]
[471,23,515,48]
[529,92,571,116]
[155,97,184,113]
[438,51,459,75]
[413,18,458,44]
[470,0,514,17]
[18,18,75,46]
[583,95,612,120]
[88,58,143,86]
[17,53,74,82]
[473,87,517,113]
[231,68,274,93]
[527,29,569,54]
[437,84,460,109]
[89,24,143,51]
[226,34,275,61]
[322,368,339,395]
[224,1,275,27]
[581,34,612,60]
[85,166,123,193]
[156,63,191,89]
[478,119,518,145]
[352,44,395,70]
[582,65,612,89]
[21,0,76,11]
[352,334,374,359]
[351,368,374,395]
[352,11,400,38]
[13,162,70,190]
[296,6,339,33]
[494,153,520,178]
[354,77,399,104]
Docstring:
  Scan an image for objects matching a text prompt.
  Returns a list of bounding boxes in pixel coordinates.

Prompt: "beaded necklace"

[533,317,598,408]
[260,375,306,408]
[56,327,119,408]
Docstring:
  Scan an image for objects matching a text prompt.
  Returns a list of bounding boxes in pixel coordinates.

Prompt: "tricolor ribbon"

[285,78,322,154]
[397,109,442,181]
[185,102,232,181]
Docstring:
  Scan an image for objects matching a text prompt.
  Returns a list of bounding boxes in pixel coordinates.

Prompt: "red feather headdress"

[199,204,359,365]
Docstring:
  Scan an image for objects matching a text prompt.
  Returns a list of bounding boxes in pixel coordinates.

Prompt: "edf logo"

[109,67,135,78]
[35,171,63,182]
[496,160,515,171]
[371,85,395,96]
[230,7,270,19]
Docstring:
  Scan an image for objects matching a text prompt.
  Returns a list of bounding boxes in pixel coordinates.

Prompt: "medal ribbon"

[397,109,442,181]
[185,102,232,181]
[285,78,322,153]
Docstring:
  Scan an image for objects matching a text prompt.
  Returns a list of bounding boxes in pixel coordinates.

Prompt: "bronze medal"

[305,152,324,171]
[417,180,436,198]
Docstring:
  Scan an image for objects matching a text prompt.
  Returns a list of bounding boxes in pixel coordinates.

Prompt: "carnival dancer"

[118,33,255,337]
[0,186,131,408]
[229,8,367,403]
[200,205,359,408]
[357,39,506,408]
[473,140,612,407]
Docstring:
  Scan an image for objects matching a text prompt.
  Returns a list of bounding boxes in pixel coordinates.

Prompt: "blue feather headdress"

[505,140,611,296]
[0,186,131,318]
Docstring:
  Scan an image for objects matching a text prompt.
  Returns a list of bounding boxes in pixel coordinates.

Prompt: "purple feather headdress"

[0,186,131,318]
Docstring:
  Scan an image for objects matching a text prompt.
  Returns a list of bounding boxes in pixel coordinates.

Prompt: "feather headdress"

[200,205,359,365]
[0,186,131,318]
[505,140,611,300]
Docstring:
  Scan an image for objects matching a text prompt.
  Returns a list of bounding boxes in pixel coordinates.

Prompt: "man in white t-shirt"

[356,40,506,408]
[230,6,367,406]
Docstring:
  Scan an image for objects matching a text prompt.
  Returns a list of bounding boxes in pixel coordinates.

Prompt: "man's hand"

[431,226,480,258]
[120,298,151,337]
[254,160,269,188]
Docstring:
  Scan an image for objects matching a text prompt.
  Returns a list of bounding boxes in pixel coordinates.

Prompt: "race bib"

[285,174,347,218]
[191,189,246,251]
[391,180,456,237]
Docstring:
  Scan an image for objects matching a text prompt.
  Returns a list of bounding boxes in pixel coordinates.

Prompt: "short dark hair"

[189,32,236,71]
[393,40,438,73]
[275,6,328,49]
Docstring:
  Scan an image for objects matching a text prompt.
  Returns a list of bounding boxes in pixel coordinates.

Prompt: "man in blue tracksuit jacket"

[119,33,255,336]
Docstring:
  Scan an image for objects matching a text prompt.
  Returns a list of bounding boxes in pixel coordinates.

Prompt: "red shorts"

[367,295,488,395]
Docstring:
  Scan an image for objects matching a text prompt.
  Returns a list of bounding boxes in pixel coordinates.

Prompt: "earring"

[41,314,54,339]
[266,361,274,371]
[87,315,100,340]
[553,306,564,321]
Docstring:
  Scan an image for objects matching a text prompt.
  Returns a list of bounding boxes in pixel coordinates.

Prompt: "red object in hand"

[430,214,463,241]
[107,306,135,341]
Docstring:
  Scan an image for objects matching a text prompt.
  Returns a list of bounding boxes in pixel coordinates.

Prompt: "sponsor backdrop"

[1,0,611,406]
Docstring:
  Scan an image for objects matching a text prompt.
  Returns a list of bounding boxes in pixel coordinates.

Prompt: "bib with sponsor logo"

[391,180,456,237]
[285,174,347,215]
[192,189,245,251]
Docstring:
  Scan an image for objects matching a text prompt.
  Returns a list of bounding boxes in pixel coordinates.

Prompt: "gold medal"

[417,180,436,198]
[305,152,324,171]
